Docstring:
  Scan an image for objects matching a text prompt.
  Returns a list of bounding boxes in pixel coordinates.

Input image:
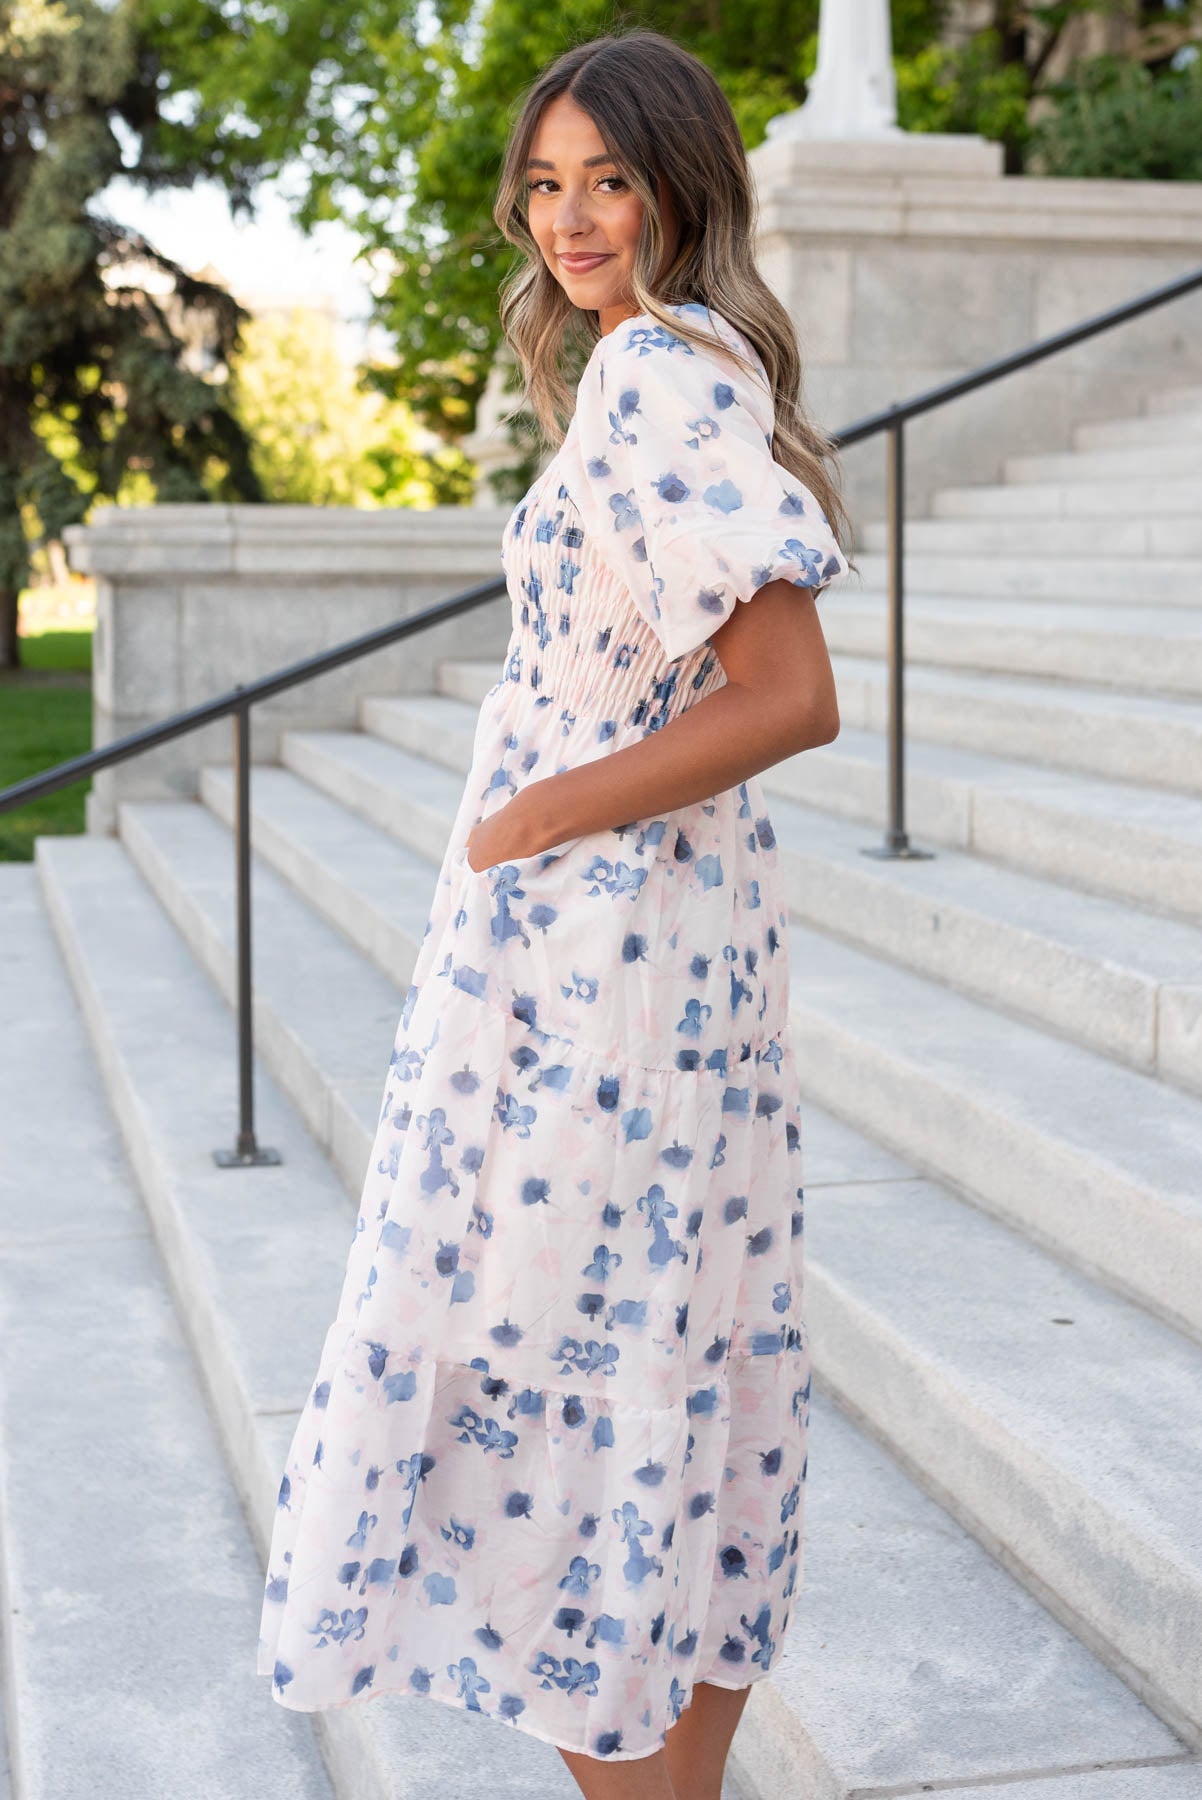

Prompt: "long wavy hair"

[492,27,852,556]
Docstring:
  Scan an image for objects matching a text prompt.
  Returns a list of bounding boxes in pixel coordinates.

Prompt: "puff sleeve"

[573,307,850,664]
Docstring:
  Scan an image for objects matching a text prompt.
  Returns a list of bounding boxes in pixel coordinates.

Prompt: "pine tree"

[0,0,264,669]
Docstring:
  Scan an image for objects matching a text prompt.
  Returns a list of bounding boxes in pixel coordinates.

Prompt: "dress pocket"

[453,836,585,883]
[447,823,671,1052]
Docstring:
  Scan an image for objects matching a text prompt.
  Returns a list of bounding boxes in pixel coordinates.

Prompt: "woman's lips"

[559,253,612,273]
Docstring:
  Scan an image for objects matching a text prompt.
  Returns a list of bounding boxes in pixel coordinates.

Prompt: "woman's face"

[525,92,678,335]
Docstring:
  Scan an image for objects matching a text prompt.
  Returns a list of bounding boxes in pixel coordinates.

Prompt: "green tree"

[0,0,263,669]
[896,28,1035,162]
[227,304,474,506]
[1030,42,1202,179]
[896,2,1202,171]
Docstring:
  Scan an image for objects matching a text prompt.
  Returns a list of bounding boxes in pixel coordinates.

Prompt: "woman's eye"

[527,176,628,196]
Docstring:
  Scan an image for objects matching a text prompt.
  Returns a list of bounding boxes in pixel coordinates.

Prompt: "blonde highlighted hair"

[491,26,852,556]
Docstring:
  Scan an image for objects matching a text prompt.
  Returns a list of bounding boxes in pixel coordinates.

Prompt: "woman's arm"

[466,579,839,870]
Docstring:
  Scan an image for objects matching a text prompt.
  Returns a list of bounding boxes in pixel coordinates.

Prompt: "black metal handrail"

[0,572,505,1168]
[4,261,1200,1161]
[828,261,1202,864]
[0,573,508,813]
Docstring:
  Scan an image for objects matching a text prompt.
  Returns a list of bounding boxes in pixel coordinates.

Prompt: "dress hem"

[263,1653,774,1764]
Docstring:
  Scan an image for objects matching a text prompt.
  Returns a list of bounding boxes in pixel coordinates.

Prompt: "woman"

[257,28,851,1800]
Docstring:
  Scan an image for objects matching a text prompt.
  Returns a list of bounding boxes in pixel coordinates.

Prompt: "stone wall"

[748,135,1202,533]
[66,503,513,831]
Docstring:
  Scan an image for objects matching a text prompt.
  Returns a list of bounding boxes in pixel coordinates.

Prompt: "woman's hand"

[464,791,545,872]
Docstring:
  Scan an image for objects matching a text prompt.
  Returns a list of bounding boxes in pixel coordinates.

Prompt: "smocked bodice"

[495,463,729,742]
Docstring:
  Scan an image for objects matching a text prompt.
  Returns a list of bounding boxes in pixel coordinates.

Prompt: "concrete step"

[438,652,1202,800]
[860,515,1202,557]
[882,1774,1202,1799]
[769,792,1202,1097]
[1146,385,1202,417]
[357,689,1202,926]
[38,836,1201,1791]
[819,593,1202,697]
[0,868,335,1800]
[116,798,399,1197]
[851,551,1200,604]
[229,717,1202,1338]
[1076,410,1202,452]
[432,659,502,709]
[32,836,586,1800]
[786,916,1202,1345]
[213,732,1202,1100]
[0,1634,9,1800]
[931,475,1202,519]
[282,720,471,861]
[200,763,433,984]
[801,1105,1202,1754]
[361,692,489,772]
[1004,443,1202,485]
[767,725,1202,925]
[826,659,1202,797]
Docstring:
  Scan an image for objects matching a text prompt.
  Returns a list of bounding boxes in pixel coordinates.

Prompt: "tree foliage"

[897,3,1202,171]
[896,30,1034,155]
[227,304,474,505]
[1030,45,1202,179]
[0,0,263,668]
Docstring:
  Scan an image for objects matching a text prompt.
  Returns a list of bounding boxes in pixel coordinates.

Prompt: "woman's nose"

[553,189,591,233]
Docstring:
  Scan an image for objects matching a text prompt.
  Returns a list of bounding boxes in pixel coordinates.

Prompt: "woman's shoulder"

[592,299,772,424]
[596,299,759,365]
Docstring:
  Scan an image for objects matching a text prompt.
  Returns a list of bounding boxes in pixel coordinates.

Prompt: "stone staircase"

[4,376,1202,1799]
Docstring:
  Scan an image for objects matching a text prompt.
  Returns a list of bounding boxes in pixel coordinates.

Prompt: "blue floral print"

[257,300,846,1762]
[574,300,848,662]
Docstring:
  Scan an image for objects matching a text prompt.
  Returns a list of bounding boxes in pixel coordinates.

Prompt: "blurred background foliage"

[1030,45,1202,178]
[227,306,474,506]
[0,0,263,667]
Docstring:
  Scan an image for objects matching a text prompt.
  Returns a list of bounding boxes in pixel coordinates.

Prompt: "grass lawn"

[0,624,94,862]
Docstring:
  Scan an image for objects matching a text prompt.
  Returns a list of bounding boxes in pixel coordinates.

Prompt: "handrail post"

[214,692,281,1168]
[863,414,934,864]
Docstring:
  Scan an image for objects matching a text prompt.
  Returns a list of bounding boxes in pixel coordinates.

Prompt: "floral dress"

[256,299,849,1763]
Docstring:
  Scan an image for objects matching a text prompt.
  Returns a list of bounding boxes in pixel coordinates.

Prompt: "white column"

[766,0,903,141]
